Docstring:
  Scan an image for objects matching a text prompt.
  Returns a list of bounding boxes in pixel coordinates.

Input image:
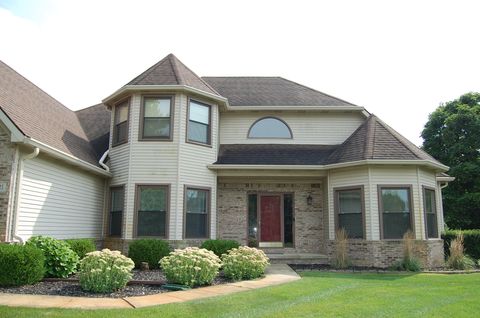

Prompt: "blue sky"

[0,0,479,146]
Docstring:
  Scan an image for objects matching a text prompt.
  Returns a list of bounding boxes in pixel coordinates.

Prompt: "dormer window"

[112,99,129,146]
[140,96,173,140]
[248,117,293,139]
[187,99,211,145]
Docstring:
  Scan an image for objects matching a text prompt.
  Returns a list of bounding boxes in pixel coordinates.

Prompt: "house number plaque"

[0,182,7,193]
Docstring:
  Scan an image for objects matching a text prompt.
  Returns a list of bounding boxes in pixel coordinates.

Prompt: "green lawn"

[1,272,479,318]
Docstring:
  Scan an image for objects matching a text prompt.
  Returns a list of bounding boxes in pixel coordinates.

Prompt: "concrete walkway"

[0,264,300,309]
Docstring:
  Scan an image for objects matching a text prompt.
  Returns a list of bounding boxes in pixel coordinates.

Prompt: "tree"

[421,92,480,229]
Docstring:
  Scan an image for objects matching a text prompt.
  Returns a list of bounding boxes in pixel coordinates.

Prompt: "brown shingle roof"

[202,77,357,107]
[127,54,220,96]
[76,104,111,159]
[0,60,100,166]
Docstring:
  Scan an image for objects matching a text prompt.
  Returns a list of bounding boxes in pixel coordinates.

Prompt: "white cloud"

[0,0,479,145]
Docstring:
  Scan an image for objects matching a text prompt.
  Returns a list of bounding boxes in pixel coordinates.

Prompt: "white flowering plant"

[79,249,134,293]
[222,246,270,281]
[159,247,221,287]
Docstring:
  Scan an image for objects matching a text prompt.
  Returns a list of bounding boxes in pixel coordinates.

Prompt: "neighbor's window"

[135,185,168,237]
[380,187,413,239]
[141,96,172,140]
[109,187,124,236]
[335,187,364,239]
[188,100,211,145]
[248,117,292,138]
[185,188,209,238]
[113,100,129,145]
[424,188,438,238]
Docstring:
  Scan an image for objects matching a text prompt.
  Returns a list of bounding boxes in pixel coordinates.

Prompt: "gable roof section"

[0,60,100,166]
[327,114,441,164]
[127,54,220,96]
[202,77,357,107]
[76,104,111,159]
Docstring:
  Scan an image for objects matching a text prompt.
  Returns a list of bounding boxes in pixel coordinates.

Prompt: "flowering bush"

[79,249,134,293]
[222,246,269,281]
[26,236,79,278]
[159,247,221,287]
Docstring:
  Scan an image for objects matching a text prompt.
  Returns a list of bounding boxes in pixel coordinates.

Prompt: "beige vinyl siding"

[179,96,218,239]
[328,167,370,240]
[16,154,104,240]
[219,111,365,144]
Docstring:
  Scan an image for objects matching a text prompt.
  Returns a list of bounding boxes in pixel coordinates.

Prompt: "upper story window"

[248,117,292,139]
[113,100,129,146]
[187,100,211,145]
[140,96,173,140]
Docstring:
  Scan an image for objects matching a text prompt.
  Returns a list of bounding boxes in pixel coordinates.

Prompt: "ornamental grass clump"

[79,249,134,293]
[447,233,475,270]
[222,246,270,281]
[26,236,79,278]
[333,228,349,269]
[159,247,221,287]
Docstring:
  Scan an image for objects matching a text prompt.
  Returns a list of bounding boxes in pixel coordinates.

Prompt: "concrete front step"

[266,253,329,265]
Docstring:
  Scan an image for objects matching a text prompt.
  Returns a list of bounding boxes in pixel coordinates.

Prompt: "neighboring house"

[0,54,454,268]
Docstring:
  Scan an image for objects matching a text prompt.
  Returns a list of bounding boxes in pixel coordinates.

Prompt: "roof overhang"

[102,85,229,108]
[208,159,449,172]
[436,176,455,182]
[0,107,25,142]
[224,105,365,112]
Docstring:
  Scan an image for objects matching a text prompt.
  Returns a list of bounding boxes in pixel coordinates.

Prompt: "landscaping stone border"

[0,264,300,309]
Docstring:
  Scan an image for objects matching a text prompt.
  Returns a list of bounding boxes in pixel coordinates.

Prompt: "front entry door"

[260,195,282,246]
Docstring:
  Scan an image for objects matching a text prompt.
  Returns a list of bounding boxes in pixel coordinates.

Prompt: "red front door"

[260,195,282,242]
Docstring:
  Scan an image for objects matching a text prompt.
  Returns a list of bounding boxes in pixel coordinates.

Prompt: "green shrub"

[222,246,270,281]
[160,247,221,287]
[0,244,45,286]
[26,236,79,278]
[79,249,134,293]
[390,258,422,272]
[65,239,96,259]
[128,239,170,269]
[200,239,240,257]
[442,230,480,260]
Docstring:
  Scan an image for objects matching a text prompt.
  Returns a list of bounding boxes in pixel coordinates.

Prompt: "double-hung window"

[423,187,438,238]
[135,185,168,237]
[379,186,413,239]
[187,100,211,145]
[141,96,172,140]
[113,101,129,145]
[185,187,209,238]
[335,187,364,239]
[109,187,124,236]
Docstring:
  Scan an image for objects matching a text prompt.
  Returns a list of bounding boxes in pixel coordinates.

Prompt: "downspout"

[99,149,110,172]
[11,147,40,243]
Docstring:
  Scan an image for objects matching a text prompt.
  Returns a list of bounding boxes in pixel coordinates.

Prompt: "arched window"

[247,117,293,139]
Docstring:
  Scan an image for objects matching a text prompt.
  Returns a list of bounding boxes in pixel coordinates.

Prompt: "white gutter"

[208,159,449,172]
[10,147,40,243]
[103,85,229,107]
[22,137,112,177]
[437,176,455,182]
[99,149,110,172]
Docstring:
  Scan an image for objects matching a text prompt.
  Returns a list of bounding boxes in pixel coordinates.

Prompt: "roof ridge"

[126,55,173,86]
[169,55,221,95]
[75,103,105,113]
[168,54,182,85]
[202,76,281,79]
[277,77,358,107]
[365,115,376,159]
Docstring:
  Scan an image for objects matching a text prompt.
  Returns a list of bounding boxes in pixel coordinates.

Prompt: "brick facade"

[0,126,15,242]
[217,182,325,253]
[326,239,444,269]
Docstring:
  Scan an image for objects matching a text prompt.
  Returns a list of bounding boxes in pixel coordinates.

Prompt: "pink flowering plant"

[159,247,221,287]
[222,246,270,281]
[79,249,134,293]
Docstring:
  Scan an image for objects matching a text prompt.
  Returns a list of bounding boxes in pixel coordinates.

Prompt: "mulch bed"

[0,270,231,298]
[289,264,480,274]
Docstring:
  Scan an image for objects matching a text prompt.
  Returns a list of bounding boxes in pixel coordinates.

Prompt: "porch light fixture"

[307,195,313,205]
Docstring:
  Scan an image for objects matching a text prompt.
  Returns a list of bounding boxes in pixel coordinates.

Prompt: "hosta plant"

[26,236,79,278]
[222,246,270,281]
[79,249,134,293]
[160,247,221,287]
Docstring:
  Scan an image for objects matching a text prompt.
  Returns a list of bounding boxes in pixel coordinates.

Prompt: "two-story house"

[0,54,453,268]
